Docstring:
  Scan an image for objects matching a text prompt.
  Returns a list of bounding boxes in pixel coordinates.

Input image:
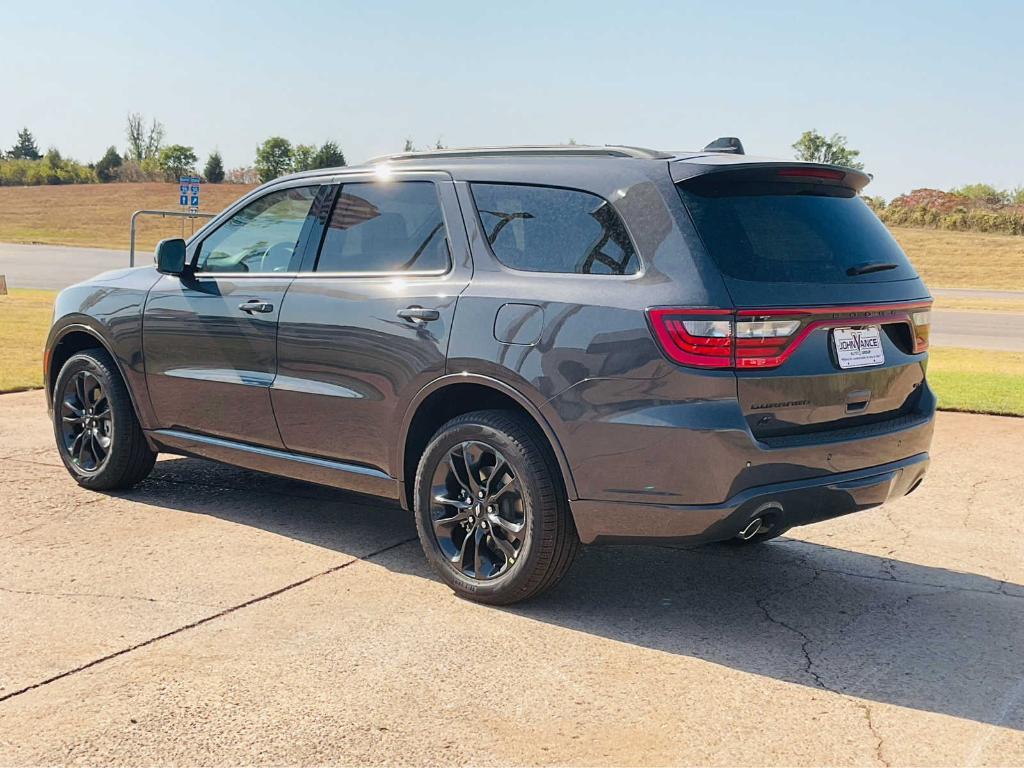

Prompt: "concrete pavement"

[1,242,1022,351]
[0,389,1022,765]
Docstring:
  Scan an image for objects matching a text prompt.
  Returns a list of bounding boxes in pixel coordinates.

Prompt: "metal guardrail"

[129,209,216,267]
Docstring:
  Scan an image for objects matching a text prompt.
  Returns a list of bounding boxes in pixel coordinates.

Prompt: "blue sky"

[2,0,1021,198]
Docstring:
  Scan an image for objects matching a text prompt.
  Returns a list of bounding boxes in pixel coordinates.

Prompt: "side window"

[196,186,319,274]
[471,183,638,275]
[315,181,449,273]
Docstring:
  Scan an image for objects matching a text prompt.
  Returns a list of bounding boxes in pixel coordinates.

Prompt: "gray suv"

[45,141,935,604]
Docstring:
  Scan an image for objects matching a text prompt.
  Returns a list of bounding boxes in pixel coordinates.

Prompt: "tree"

[434,137,446,150]
[94,145,122,182]
[9,127,41,160]
[158,144,198,181]
[255,137,293,182]
[126,113,165,161]
[204,151,225,183]
[950,183,1008,206]
[292,143,318,172]
[403,138,415,152]
[313,141,345,168]
[792,130,864,170]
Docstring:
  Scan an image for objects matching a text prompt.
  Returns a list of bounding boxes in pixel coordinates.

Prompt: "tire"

[52,348,156,490]
[413,409,579,605]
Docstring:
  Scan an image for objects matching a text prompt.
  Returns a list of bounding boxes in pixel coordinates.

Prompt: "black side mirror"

[155,238,187,276]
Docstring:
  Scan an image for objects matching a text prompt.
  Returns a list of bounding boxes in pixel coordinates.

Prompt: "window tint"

[471,183,638,275]
[196,186,318,273]
[678,181,918,283]
[315,182,449,273]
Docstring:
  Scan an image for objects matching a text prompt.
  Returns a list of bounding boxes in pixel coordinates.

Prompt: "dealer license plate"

[833,326,884,369]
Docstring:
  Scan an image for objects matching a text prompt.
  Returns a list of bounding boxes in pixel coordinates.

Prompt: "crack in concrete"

[0,585,219,609]
[0,535,419,706]
[855,700,888,767]
[753,570,826,689]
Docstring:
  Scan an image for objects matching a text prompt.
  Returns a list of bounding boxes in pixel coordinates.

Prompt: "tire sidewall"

[414,419,548,603]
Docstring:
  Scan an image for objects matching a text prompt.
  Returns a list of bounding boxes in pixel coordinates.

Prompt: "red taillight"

[646,308,733,368]
[647,303,932,370]
[776,167,846,181]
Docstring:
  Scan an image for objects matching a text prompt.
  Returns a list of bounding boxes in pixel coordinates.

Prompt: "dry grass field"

[890,227,1024,290]
[0,184,1021,291]
[0,183,256,251]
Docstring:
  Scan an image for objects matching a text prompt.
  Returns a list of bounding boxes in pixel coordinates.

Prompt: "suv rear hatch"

[665,162,932,440]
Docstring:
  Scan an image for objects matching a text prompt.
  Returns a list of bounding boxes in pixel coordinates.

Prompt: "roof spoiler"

[703,137,745,155]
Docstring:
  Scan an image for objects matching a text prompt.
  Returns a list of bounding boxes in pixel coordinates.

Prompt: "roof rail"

[367,144,673,163]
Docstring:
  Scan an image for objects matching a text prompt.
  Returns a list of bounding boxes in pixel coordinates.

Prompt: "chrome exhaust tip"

[736,517,764,541]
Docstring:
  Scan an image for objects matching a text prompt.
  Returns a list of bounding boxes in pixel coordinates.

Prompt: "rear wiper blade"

[847,262,899,276]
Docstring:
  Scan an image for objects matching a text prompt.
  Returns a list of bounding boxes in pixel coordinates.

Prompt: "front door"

[143,183,325,447]
[272,172,471,475]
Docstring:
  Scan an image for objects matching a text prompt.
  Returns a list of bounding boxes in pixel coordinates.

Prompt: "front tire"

[413,410,579,605]
[52,348,156,490]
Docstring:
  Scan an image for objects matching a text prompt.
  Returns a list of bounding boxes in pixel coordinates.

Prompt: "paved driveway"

[0,390,1021,765]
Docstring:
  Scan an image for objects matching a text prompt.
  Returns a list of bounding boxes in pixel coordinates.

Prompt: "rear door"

[675,167,933,438]
[271,171,471,476]
[143,182,325,446]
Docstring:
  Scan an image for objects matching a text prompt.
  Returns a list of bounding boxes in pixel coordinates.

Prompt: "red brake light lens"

[776,167,846,181]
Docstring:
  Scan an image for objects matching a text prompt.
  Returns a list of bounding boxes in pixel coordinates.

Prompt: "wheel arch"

[46,323,139,418]
[396,375,578,510]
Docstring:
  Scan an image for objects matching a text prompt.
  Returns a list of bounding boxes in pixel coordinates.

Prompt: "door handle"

[238,300,274,314]
[397,306,440,324]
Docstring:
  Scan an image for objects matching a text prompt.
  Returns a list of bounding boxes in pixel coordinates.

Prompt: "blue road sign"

[180,195,189,206]
[190,184,200,194]
[190,195,200,206]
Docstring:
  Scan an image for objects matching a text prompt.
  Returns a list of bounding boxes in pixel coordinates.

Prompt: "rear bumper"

[570,452,929,545]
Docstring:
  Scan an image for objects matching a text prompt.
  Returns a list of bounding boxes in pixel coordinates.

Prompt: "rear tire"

[413,409,579,605]
[52,349,156,490]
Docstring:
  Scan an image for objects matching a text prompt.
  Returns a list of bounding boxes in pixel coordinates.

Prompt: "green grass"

[927,347,1024,416]
[1,289,1020,417]
[0,288,52,393]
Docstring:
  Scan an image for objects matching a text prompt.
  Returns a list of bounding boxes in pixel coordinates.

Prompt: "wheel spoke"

[82,373,100,407]
[484,456,508,498]
[446,451,473,496]
[461,442,487,495]
[488,475,519,503]
[487,529,516,561]
[473,527,487,578]
[74,374,88,408]
[77,431,90,465]
[62,397,84,418]
[450,527,473,568]
[434,494,473,510]
[433,509,473,534]
[489,513,525,538]
[62,414,85,425]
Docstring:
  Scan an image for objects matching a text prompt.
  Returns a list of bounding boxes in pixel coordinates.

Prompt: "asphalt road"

[2,242,1022,351]
[0,389,1022,765]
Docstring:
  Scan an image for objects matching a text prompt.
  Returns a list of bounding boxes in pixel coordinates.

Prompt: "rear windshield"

[677,180,918,283]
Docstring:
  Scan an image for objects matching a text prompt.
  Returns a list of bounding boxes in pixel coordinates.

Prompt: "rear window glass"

[471,183,638,275]
[315,181,449,273]
[678,181,918,283]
